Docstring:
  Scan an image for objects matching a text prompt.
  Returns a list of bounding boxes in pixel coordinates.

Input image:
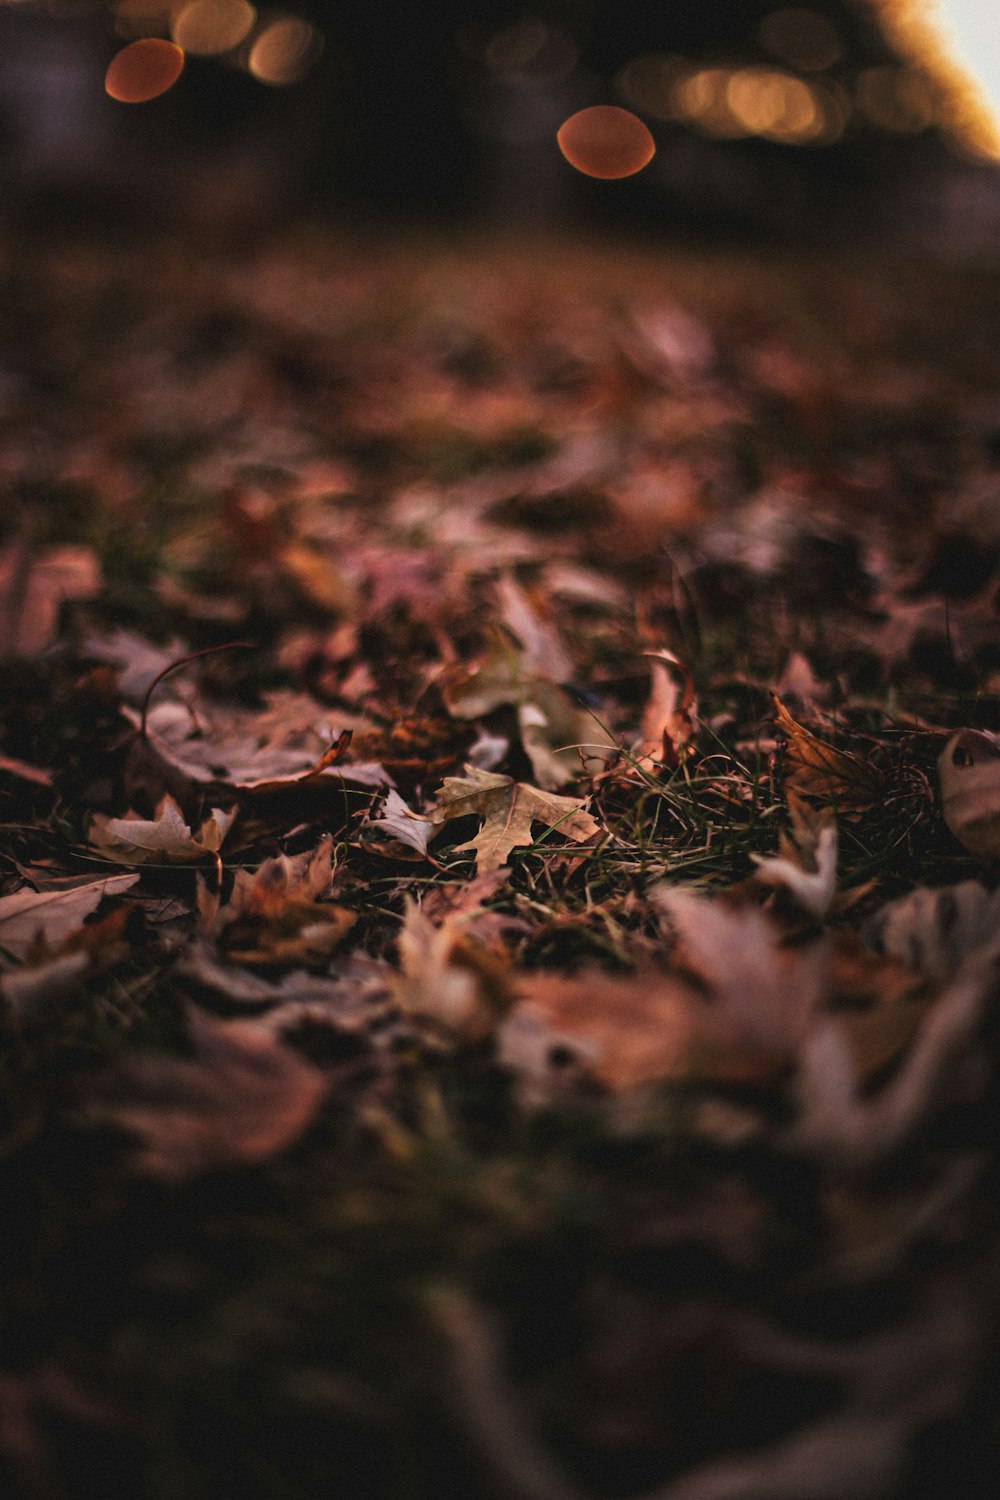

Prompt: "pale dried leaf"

[938,728,1000,856]
[90,797,235,865]
[752,823,838,918]
[363,789,436,857]
[393,899,510,1041]
[866,880,1000,985]
[652,888,826,1055]
[0,875,139,960]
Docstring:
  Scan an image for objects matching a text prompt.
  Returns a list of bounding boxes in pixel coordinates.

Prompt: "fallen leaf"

[392,898,510,1042]
[773,697,881,814]
[751,797,839,918]
[0,875,139,960]
[633,648,697,771]
[430,767,600,874]
[938,728,1000,856]
[865,879,1000,984]
[89,796,236,865]
[214,838,355,967]
[86,1009,328,1179]
[652,887,827,1057]
[361,789,436,859]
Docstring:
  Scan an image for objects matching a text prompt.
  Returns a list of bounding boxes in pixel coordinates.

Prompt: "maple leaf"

[773,697,881,815]
[85,1009,328,1179]
[0,875,139,961]
[430,767,600,874]
[89,796,236,865]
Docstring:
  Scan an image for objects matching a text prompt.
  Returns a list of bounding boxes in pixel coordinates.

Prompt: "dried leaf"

[393,898,510,1041]
[938,728,1000,856]
[633,648,696,771]
[866,880,1000,984]
[0,875,139,960]
[430,767,600,875]
[652,888,827,1056]
[215,839,354,967]
[86,1010,328,1179]
[773,697,881,814]
[752,799,838,918]
[362,789,436,859]
[90,796,236,865]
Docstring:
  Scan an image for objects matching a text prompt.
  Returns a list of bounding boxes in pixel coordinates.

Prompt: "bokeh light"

[614,53,691,122]
[248,16,322,87]
[171,0,256,57]
[105,37,185,103]
[483,16,577,87]
[556,106,655,180]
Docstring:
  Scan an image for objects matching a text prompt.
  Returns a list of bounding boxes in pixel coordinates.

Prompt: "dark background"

[0,0,994,245]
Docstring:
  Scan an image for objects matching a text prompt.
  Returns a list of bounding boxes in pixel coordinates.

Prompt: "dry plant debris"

[1,226,1000,1500]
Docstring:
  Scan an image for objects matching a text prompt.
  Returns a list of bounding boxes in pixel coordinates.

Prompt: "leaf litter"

[2,228,1000,1499]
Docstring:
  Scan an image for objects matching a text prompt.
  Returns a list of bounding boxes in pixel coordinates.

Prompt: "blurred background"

[0,0,999,249]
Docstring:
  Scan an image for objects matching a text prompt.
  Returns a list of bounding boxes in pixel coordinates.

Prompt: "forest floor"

[2,219,1000,1500]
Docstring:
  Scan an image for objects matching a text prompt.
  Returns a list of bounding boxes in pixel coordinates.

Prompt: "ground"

[1,220,1000,1499]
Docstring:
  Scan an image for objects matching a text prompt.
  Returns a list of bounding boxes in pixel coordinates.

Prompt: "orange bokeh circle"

[556,105,656,179]
[105,39,185,104]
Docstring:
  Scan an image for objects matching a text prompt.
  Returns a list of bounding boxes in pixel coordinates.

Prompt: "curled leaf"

[774,697,880,815]
[938,728,1000,857]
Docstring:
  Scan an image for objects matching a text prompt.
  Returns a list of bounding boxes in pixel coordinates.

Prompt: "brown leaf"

[90,796,236,865]
[86,1010,328,1179]
[430,767,600,875]
[505,967,793,1095]
[633,649,696,771]
[773,697,881,814]
[0,875,139,960]
[214,837,355,967]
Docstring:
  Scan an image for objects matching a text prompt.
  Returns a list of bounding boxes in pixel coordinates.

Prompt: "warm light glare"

[171,0,256,57]
[105,37,185,103]
[556,106,656,180]
[925,0,1000,154]
[248,17,322,86]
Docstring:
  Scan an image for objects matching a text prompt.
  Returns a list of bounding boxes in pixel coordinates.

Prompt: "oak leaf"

[430,767,600,874]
